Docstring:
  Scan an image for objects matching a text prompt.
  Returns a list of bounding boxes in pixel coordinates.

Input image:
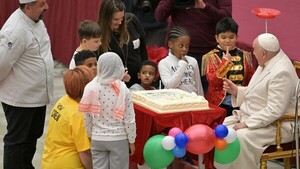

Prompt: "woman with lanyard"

[97,0,148,88]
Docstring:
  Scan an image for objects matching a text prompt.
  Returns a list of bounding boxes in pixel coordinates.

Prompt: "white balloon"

[224,127,237,143]
[161,136,176,150]
[214,161,232,169]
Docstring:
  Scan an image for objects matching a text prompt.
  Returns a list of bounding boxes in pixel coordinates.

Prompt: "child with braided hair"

[158,26,204,95]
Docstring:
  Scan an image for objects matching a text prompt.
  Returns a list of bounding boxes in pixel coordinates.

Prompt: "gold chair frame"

[260,114,300,169]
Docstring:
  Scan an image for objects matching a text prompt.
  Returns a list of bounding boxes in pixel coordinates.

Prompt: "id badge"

[133,39,140,49]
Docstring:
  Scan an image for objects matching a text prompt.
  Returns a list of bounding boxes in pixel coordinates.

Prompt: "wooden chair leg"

[283,158,291,169]
[260,160,267,169]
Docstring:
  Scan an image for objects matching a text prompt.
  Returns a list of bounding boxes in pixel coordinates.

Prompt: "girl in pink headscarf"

[79,52,136,169]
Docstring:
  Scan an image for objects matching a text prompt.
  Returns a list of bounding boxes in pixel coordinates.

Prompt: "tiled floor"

[0,61,287,169]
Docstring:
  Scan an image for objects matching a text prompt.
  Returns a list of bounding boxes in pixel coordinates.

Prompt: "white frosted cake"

[131,89,209,114]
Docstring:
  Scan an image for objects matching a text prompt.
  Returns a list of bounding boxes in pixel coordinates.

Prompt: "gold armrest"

[279,114,300,121]
[273,113,300,151]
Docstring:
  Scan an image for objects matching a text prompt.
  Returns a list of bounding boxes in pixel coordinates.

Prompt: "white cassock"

[222,50,298,169]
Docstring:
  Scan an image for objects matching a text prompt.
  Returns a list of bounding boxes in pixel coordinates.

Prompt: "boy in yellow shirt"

[42,66,94,169]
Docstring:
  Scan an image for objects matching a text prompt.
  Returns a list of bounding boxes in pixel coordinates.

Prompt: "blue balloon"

[174,133,189,148]
[172,146,186,158]
[214,125,229,138]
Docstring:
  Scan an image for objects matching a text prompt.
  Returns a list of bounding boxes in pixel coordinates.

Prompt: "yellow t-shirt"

[42,95,90,169]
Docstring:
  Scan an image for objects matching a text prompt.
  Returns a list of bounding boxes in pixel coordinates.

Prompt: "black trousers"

[220,104,239,117]
[2,102,46,169]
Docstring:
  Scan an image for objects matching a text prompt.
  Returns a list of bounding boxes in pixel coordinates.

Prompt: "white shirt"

[158,52,204,95]
[68,50,79,69]
[0,8,54,107]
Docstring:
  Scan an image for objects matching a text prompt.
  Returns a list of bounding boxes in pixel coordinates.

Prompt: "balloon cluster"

[162,127,188,158]
[214,125,240,165]
[143,124,240,168]
[143,124,216,168]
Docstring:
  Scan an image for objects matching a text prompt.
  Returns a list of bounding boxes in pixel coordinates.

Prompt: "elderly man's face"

[253,38,267,67]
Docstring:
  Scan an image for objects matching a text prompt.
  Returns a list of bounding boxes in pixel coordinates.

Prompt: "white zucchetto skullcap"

[258,33,280,52]
[19,0,36,4]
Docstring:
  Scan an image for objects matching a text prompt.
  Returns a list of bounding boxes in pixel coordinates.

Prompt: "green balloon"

[143,135,174,169]
[214,138,240,164]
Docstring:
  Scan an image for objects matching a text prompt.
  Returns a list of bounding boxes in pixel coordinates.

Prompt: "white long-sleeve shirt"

[158,52,203,95]
[84,83,136,144]
[68,50,79,69]
[0,8,54,107]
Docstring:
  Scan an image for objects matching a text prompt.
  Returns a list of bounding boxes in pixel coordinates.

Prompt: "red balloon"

[184,124,216,154]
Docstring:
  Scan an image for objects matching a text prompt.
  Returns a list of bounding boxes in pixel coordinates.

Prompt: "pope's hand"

[233,122,248,130]
[223,78,238,96]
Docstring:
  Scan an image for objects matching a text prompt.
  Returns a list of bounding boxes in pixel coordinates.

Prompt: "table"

[130,103,227,169]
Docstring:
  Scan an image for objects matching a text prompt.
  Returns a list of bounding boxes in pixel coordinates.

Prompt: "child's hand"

[223,47,232,61]
[181,56,188,63]
[129,143,135,156]
[123,71,131,82]
[195,0,206,9]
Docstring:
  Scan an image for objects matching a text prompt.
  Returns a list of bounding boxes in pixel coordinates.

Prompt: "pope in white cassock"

[221,33,298,169]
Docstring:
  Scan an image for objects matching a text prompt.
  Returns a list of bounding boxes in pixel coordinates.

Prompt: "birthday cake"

[131,89,209,114]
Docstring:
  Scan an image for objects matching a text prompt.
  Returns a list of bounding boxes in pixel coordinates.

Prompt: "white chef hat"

[258,33,280,52]
[19,0,36,4]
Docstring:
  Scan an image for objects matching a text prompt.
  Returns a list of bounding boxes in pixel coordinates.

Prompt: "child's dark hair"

[215,17,239,35]
[74,50,97,66]
[78,20,101,41]
[168,26,190,42]
[140,60,158,73]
